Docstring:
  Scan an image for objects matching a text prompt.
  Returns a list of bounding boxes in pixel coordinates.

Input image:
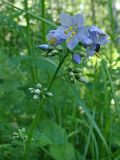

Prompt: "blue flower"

[72,53,81,64]
[46,30,65,46]
[55,13,91,50]
[86,26,109,56]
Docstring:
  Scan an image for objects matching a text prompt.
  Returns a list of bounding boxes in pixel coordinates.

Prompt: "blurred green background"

[0,0,120,160]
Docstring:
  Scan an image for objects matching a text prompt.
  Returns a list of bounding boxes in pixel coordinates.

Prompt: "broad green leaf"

[38,119,67,146]
[11,55,57,72]
[39,133,53,146]
[49,144,76,160]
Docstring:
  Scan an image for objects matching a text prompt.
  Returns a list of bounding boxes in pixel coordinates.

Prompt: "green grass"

[0,0,120,160]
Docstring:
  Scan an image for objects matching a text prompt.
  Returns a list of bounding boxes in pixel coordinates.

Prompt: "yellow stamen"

[66,37,71,43]
[48,38,57,45]
[64,30,68,34]
[68,26,73,31]
[72,31,76,36]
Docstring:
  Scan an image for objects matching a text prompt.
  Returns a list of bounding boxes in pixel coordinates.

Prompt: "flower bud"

[68,71,74,77]
[33,94,39,100]
[42,95,46,99]
[21,128,26,132]
[29,88,34,93]
[56,45,63,51]
[38,44,54,51]
[34,89,41,94]
[78,77,89,83]
[72,53,81,64]
[36,83,42,89]
[46,92,53,97]
[13,132,18,136]
[79,106,84,114]
[43,88,47,91]
[47,50,59,56]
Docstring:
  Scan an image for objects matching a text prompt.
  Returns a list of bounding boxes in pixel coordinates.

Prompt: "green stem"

[23,100,45,160]
[41,0,46,42]
[24,0,35,82]
[90,0,96,24]
[108,0,115,41]
[23,53,67,160]
[24,0,31,55]
[48,54,67,91]
[101,59,120,121]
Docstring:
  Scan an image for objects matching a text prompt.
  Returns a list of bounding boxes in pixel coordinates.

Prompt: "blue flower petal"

[72,53,81,64]
[73,14,84,27]
[89,44,96,56]
[97,35,109,46]
[56,38,65,45]
[81,37,92,45]
[46,30,65,46]
[46,30,57,40]
[89,26,106,35]
[38,44,50,50]
[78,28,92,45]
[55,26,68,39]
[67,34,79,50]
[88,31,98,43]
[60,13,73,26]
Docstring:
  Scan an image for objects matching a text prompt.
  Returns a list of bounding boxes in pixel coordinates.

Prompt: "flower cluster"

[29,83,53,100]
[67,67,89,84]
[13,128,27,141]
[39,13,109,64]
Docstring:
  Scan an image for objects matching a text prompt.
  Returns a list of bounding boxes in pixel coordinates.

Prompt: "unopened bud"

[68,71,74,77]
[78,77,89,83]
[79,106,84,114]
[42,95,46,99]
[13,132,18,136]
[33,94,39,100]
[29,88,34,93]
[47,50,59,56]
[38,44,53,51]
[36,83,42,89]
[56,46,63,51]
[21,128,26,132]
[46,92,53,97]
[72,53,81,64]
[34,89,41,94]
[43,88,47,91]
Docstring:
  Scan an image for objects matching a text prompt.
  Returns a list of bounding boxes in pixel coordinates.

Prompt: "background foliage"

[0,0,120,160]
